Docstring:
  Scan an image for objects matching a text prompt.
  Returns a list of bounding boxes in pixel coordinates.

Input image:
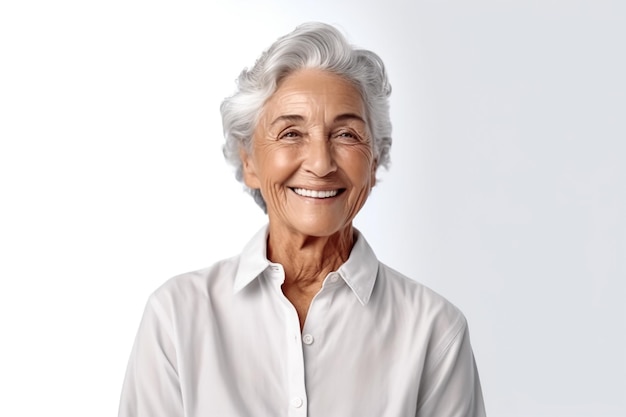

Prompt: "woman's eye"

[335,131,359,141]
[279,130,301,139]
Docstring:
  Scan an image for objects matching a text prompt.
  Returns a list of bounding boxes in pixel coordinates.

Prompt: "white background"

[1,1,624,416]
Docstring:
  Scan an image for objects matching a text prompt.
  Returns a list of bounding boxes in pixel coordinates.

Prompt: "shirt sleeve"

[416,315,486,417]
[118,294,184,417]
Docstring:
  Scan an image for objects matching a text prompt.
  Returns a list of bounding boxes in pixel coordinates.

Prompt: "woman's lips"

[291,188,341,199]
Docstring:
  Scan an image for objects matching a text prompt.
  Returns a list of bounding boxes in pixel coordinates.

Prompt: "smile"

[292,188,340,199]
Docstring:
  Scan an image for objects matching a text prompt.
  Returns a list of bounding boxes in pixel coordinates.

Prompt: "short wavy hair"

[220,22,392,211]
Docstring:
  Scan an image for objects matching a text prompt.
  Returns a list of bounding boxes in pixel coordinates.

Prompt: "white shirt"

[119,226,485,417]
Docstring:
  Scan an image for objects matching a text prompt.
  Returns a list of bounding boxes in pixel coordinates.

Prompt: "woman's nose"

[302,136,337,177]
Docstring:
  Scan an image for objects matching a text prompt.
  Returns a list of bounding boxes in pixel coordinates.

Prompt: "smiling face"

[240,69,377,239]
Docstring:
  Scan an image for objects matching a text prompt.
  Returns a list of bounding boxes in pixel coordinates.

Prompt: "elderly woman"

[119,22,485,417]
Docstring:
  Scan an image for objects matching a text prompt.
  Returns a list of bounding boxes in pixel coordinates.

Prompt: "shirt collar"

[337,229,379,305]
[233,225,379,305]
[233,225,271,294]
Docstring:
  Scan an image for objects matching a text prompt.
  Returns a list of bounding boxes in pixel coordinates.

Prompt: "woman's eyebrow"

[334,113,366,124]
[270,115,304,127]
[269,113,366,128]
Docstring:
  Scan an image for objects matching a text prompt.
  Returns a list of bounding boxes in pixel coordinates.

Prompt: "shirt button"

[329,273,339,283]
[290,397,303,408]
[302,334,314,345]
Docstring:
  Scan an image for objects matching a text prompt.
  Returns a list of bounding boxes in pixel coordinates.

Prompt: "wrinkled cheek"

[260,179,292,217]
[349,188,371,219]
[259,179,281,202]
[338,145,375,168]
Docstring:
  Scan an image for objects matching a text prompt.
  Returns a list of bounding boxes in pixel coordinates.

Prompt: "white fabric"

[119,226,486,417]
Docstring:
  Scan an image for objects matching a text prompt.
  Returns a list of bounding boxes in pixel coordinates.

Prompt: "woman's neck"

[266,224,354,287]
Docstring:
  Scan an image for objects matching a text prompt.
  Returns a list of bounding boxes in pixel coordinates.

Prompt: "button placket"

[261,264,308,416]
[274,275,307,417]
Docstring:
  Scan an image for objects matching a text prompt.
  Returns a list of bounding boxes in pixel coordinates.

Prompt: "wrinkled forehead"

[261,69,367,122]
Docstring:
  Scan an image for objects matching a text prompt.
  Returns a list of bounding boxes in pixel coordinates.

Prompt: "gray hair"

[220,22,392,211]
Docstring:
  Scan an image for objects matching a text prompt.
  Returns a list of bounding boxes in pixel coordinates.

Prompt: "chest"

[173,278,427,416]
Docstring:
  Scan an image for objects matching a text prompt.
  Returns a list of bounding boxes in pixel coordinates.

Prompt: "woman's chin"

[272,215,351,239]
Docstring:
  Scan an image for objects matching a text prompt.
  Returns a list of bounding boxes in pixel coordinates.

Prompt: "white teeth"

[293,188,339,198]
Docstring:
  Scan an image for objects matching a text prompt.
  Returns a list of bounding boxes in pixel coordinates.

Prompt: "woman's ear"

[239,147,261,189]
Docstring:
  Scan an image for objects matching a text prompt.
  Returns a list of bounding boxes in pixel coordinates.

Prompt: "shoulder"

[374,262,467,335]
[373,263,474,371]
[143,225,269,316]
[148,255,241,311]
